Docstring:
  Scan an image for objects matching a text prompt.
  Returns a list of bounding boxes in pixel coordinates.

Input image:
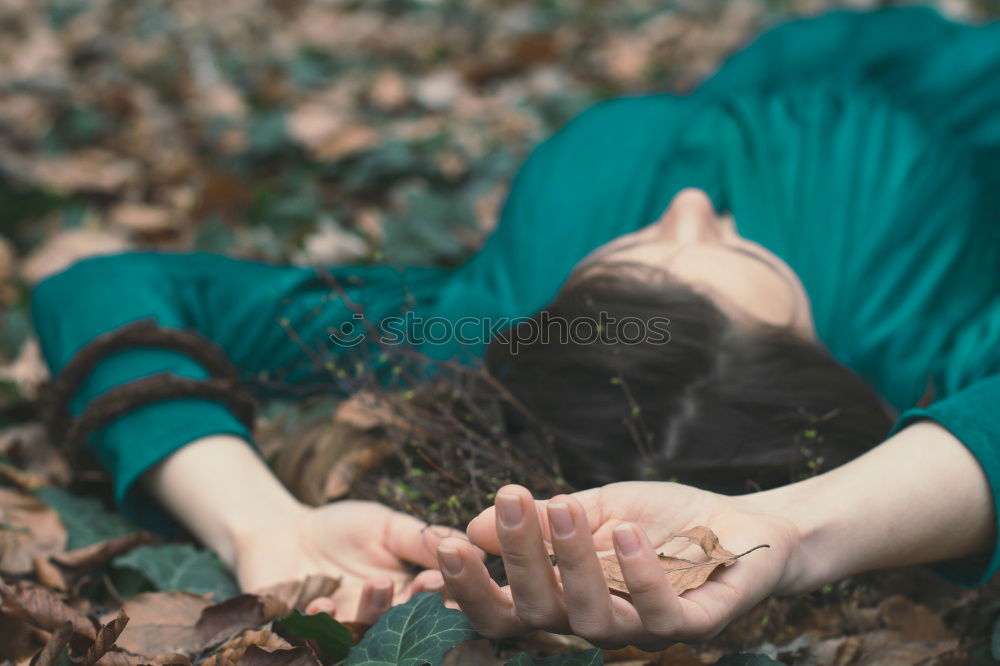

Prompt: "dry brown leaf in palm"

[599,526,769,598]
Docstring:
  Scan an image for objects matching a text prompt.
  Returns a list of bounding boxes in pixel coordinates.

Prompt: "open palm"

[234,500,461,623]
[439,482,801,650]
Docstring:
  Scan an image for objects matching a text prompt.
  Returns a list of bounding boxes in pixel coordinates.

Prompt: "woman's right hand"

[436,481,803,650]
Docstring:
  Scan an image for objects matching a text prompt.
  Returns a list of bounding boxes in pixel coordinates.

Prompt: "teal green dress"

[30,7,1000,585]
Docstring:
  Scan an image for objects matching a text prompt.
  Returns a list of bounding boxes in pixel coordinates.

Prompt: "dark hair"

[485,269,894,494]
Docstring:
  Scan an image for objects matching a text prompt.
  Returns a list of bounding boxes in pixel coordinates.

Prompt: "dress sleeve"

[890,378,1000,586]
[29,252,456,531]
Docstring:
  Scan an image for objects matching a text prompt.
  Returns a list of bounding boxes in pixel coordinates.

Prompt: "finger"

[468,485,605,553]
[383,510,469,568]
[355,578,394,625]
[613,523,696,639]
[437,536,528,638]
[305,596,336,616]
[410,569,446,598]
[494,486,569,632]
[547,496,621,642]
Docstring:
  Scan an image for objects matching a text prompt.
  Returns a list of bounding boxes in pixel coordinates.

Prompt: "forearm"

[142,434,306,569]
[742,421,996,593]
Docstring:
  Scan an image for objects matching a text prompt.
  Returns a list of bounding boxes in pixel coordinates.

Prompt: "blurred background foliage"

[1,0,998,365]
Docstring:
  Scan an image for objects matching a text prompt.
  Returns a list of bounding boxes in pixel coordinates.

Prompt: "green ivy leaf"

[113,544,238,601]
[273,609,352,663]
[345,593,477,666]
[713,654,783,665]
[36,487,137,550]
[505,648,603,665]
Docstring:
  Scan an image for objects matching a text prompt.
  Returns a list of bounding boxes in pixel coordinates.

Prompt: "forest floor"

[2,0,1000,664]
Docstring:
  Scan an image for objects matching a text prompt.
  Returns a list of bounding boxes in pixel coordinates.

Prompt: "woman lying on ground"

[29,5,1000,643]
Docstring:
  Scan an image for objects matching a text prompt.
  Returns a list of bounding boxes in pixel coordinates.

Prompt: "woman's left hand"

[436,482,801,650]
[234,500,464,623]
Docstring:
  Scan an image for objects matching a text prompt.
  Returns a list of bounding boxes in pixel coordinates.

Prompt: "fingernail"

[496,493,523,529]
[426,581,444,594]
[614,523,641,557]
[371,581,392,607]
[438,547,464,576]
[548,503,574,538]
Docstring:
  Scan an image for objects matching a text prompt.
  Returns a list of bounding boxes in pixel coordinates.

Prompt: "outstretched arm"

[438,421,994,648]
[145,433,456,622]
[750,420,994,593]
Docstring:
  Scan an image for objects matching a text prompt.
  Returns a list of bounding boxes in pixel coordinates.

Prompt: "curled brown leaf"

[599,526,769,598]
[83,609,128,666]
[52,533,154,571]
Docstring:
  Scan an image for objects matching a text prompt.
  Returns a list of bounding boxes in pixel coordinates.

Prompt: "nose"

[654,188,723,244]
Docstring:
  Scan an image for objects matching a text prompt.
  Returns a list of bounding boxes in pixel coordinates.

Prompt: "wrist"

[735,484,834,595]
[145,434,310,569]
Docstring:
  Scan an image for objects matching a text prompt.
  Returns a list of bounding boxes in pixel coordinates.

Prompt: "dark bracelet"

[38,319,256,453]
[62,374,257,454]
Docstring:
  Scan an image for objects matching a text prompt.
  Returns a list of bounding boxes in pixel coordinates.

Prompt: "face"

[575,188,816,338]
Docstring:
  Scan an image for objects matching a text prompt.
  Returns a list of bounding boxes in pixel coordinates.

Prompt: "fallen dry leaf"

[195,594,285,649]
[854,629,960,665]
[603,642,703,666]
[108,203,176,234]
[311,124,380,161]
[31,554,68,592]
[0,423,68,487]
[52,533,153,571]
[239,645,320,666]
[600,526,768,598]
[0,461,50,492]
[94,650,192,666]
[110,591,211,657]
[198,630,296,666]
[0,579,96,640]
[33,621,74,666]
[20,228,130,284]
[0,488,67,575]
[0,613,37,661]
[877,594,953,641]
[83,609,128,666]
[369,69,409,110]
[439,638,503,665]
[253,575,340,612]
[0,149,140,196]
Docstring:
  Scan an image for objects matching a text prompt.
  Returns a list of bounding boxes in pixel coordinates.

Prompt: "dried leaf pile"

[3,0,1000,664]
